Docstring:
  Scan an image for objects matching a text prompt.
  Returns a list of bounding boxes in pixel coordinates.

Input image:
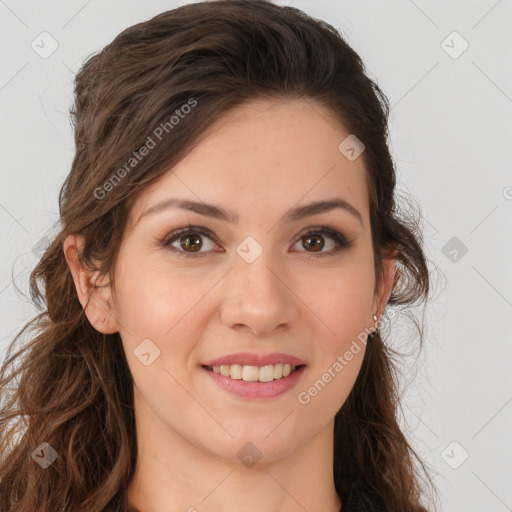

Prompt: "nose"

[220,250,299,337]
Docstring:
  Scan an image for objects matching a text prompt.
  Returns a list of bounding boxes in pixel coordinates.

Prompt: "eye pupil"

[303,235,324,252]
[180,234,202,252]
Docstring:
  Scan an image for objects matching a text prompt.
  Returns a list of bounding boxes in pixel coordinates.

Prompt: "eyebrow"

[134,197,363,228]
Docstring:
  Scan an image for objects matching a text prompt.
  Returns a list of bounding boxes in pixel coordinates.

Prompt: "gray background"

[1,1,511,510]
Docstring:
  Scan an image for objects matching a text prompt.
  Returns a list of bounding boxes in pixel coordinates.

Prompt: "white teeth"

[242,365,259,382]
[258,365,274,382]
[210,363,299,382]
[228,364,242,379]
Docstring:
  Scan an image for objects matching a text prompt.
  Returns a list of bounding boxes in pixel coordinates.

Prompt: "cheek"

[299,260,374,341]
[114,256,216,359]
[296,332,366,425]
[324,350,364,416]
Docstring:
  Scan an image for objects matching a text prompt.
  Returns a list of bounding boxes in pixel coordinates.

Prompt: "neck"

[126,390,341,512]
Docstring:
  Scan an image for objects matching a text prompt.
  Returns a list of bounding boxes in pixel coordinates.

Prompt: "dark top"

[344,480,387,511]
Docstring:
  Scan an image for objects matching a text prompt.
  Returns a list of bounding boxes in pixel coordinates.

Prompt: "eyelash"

[159,224,353,259]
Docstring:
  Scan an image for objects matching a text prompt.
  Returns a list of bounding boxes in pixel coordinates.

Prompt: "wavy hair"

[0,1,438,510]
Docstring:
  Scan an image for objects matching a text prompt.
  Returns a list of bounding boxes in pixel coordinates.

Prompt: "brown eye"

[292,226,352,257]
[178,233,203,252]
[302,234,325,252]
[160,225,352,259]
[161,227,218,257]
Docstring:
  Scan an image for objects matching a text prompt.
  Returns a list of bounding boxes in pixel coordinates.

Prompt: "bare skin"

[64,97,395,512]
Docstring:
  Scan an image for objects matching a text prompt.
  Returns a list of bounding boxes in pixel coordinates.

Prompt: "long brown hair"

[0,1,439,510]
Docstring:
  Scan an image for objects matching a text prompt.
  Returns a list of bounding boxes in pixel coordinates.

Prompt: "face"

[68,97,394,465]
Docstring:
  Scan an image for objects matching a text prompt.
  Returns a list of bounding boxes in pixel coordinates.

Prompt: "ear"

[371,245,397,328]
[63,234,119,334]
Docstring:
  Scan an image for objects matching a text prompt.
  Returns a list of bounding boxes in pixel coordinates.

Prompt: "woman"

[0,1,438,510]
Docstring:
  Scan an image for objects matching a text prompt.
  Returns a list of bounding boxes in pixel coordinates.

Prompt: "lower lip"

[202,365,306,399]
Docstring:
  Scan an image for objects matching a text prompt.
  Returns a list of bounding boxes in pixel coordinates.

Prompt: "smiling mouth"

[202,363,305,383]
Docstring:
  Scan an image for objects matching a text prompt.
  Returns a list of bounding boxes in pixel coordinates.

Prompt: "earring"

[371,313,379,335]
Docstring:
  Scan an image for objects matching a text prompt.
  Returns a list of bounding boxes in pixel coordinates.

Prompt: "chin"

[198,430,293,464]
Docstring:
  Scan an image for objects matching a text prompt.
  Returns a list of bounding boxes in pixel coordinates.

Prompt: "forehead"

[128,97,370,230]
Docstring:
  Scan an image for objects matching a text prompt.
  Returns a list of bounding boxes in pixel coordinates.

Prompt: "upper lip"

[202,352,307,367]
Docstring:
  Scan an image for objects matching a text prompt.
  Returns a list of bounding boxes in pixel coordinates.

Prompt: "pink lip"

[202,352,307,367]
[202,365,306,399]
